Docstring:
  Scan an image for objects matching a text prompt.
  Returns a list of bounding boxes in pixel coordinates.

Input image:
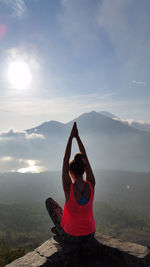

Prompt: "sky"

[0,0,150,132]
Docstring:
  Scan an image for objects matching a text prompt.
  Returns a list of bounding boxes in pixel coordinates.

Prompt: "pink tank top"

[61,181,95,236]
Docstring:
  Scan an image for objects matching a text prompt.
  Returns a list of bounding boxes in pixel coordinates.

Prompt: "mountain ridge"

[26,110,142,136]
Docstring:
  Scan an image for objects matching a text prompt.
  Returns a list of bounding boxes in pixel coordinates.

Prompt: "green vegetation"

[0,203,53,267]
[94,202,150,246]
[0,203,53,249]
[0,239,26,267]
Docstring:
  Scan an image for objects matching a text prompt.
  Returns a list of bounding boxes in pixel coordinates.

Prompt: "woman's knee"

[45,197,53,207]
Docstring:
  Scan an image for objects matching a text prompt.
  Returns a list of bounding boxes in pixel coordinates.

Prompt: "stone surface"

[5,233,150,267]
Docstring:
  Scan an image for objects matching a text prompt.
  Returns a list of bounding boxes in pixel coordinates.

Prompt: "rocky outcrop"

[5,233,150,267]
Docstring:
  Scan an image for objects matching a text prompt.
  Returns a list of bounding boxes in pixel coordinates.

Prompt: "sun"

[8,60,32,89]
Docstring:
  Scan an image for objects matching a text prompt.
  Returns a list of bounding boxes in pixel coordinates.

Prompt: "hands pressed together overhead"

[70,122,78,138]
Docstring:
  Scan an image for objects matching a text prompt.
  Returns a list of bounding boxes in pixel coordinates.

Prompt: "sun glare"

[8,60,32,89]
[17,160,45,173]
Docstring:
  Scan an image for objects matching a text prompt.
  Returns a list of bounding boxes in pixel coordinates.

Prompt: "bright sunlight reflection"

[17,160,44,173]
[8,60,32,89]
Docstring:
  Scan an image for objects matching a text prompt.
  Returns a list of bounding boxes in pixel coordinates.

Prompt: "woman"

[45,122,95,243]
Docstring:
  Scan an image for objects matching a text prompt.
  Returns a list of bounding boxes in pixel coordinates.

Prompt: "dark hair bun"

[74,153,83,164]
[69,153,85,175]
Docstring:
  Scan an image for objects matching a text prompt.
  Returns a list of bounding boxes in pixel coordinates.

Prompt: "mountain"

[25,111,150,171]
[27,120,66,136]
[100,111,150,133]
[27,111,137,136]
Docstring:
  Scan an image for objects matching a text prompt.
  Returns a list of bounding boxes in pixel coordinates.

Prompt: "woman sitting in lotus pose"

[46,122,95,243]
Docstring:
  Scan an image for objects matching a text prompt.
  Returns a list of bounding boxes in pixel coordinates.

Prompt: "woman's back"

[61,181,95,236]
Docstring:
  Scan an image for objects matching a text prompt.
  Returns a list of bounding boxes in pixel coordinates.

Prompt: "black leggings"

[45,197,95,243]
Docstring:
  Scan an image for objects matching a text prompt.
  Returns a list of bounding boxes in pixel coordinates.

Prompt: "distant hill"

[26,111,150,171]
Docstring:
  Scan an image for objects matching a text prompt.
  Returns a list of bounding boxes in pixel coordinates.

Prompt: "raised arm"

[62,123,76,192]
[75,123,95,187]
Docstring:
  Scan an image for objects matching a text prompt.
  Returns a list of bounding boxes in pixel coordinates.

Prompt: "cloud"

[132,80,147,87]
[0,128,47,172]
[113,116,134,125]
[17,159,46,173]
[0,128,44,140]
[0,156,22,172]
[0,127,46,159]
[0,156,46,173]
[112,117,150,132]
[3,0,27,18]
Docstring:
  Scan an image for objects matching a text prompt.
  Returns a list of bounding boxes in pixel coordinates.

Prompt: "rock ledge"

[5,233,150,267]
